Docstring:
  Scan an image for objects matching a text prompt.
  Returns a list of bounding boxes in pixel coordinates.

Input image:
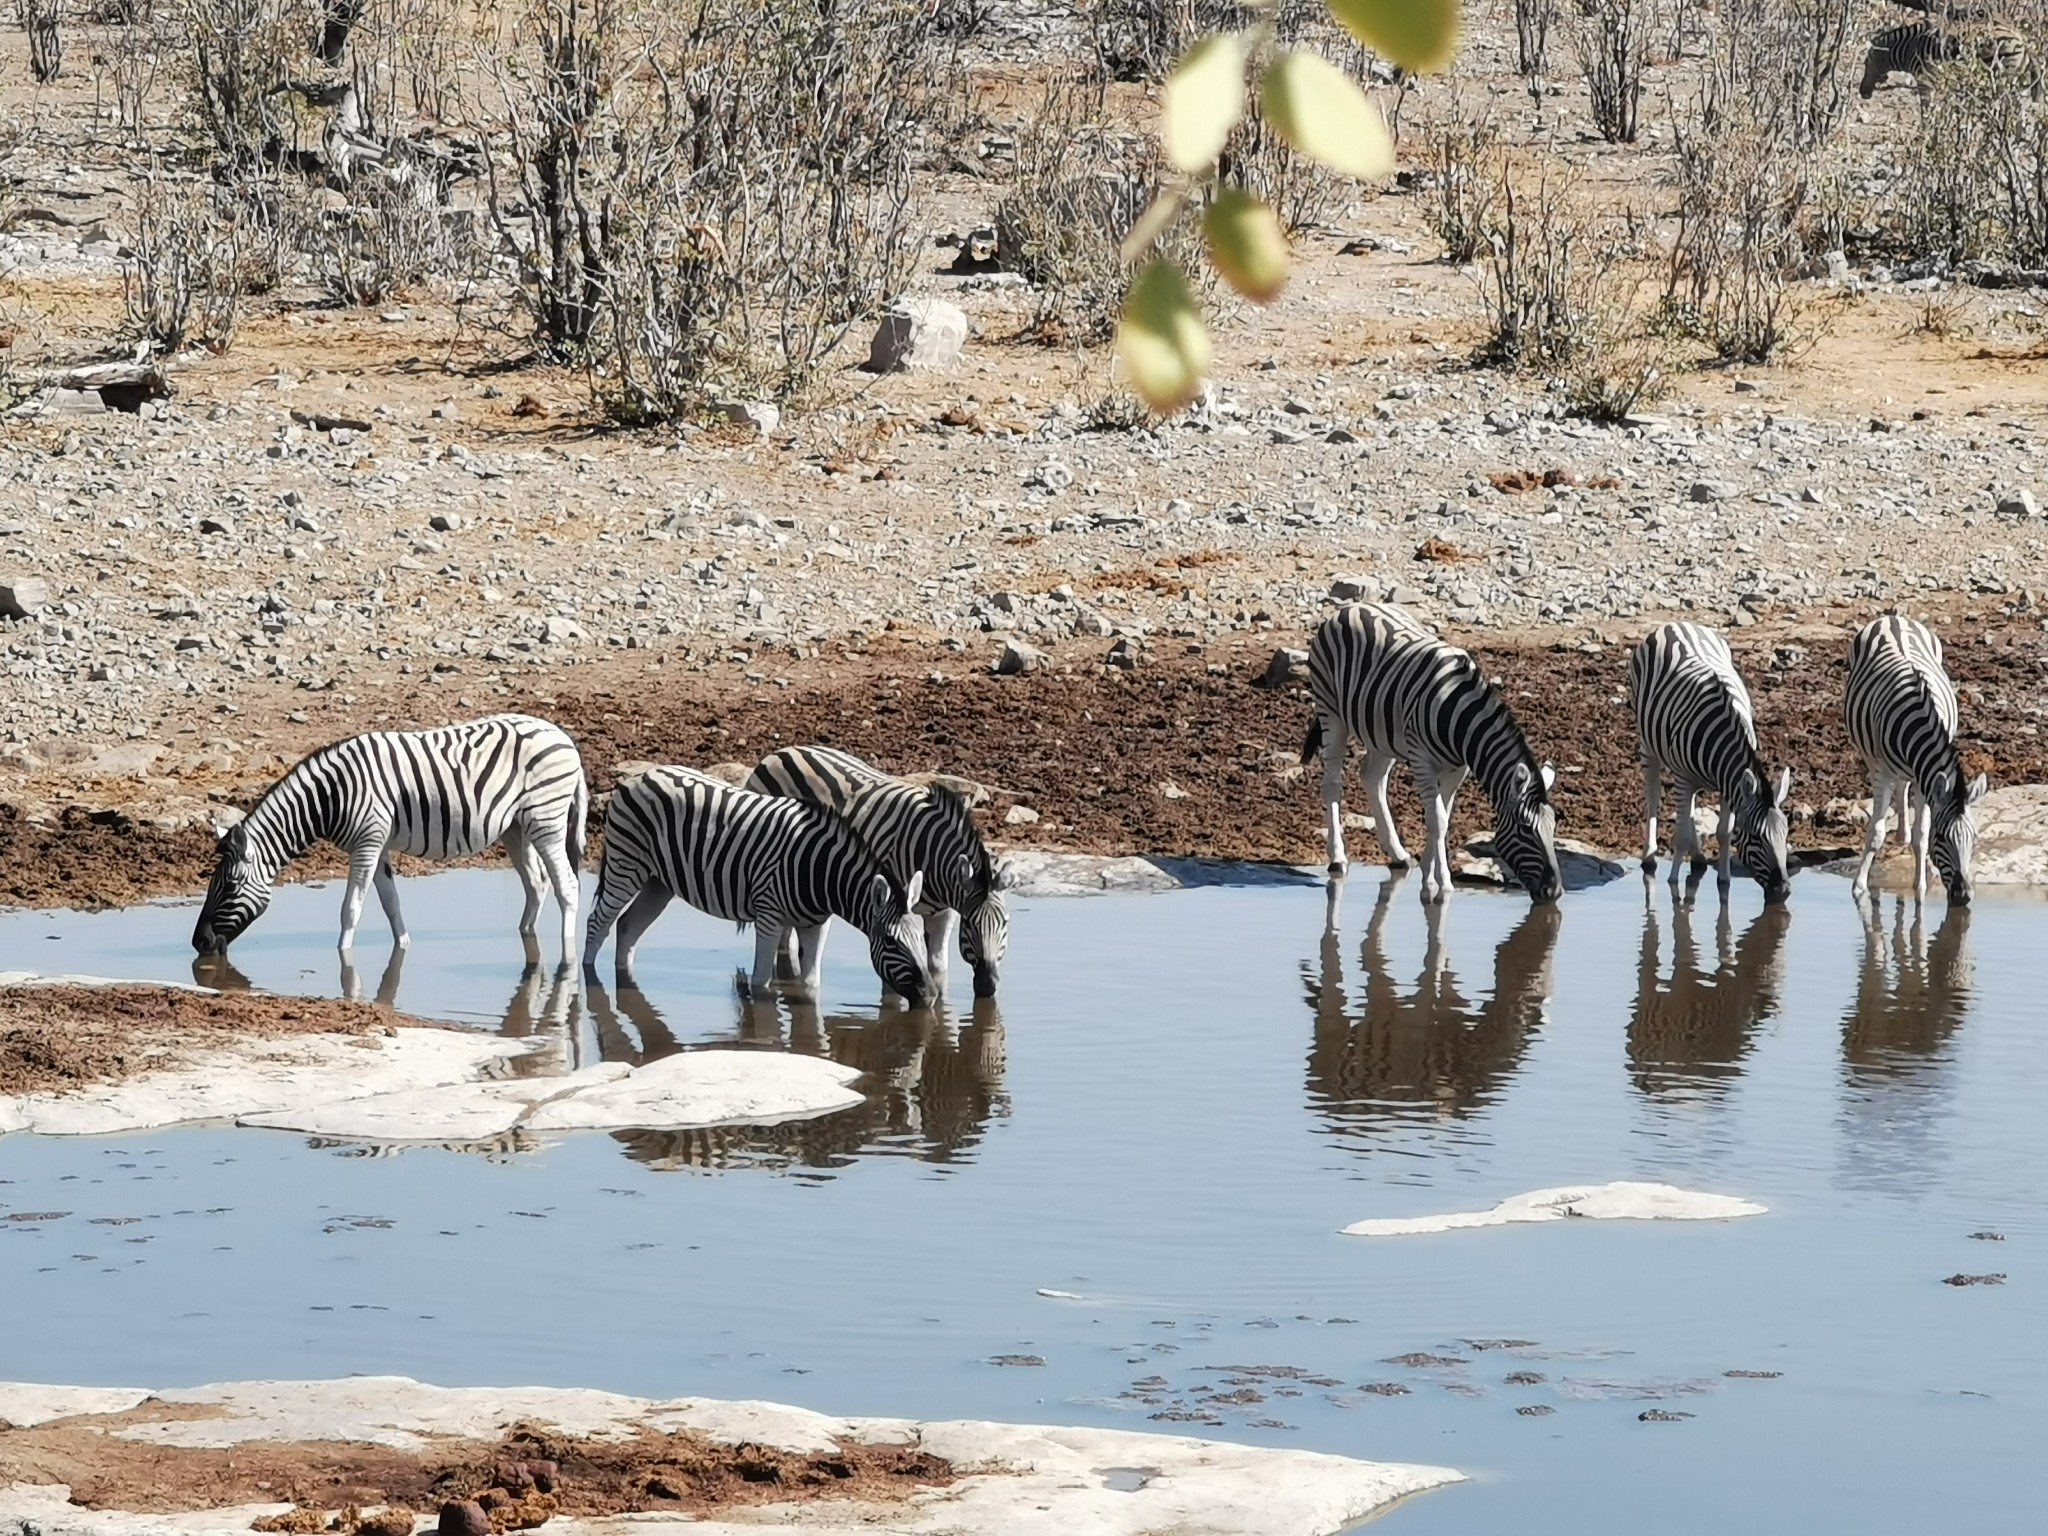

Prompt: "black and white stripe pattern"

[1860,20,2027,97]
[1302,602,1561,904]
[1844,613,1985,902]
[745,746,1009,997]
[1629,623,1792,901]
[193,713,588,960]
[582,765,931,1004]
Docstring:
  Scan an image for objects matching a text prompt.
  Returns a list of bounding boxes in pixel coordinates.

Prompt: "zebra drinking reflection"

[1627,874,1790,1100]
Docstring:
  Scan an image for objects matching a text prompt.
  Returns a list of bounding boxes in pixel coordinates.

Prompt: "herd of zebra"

[187,604,1979,1004]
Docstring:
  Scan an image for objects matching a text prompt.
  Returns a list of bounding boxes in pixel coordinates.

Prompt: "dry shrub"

[1572,0,1655,143]
[1466,150,1667,420]
[124,173,255,351]
[1090,0,1249,81]
[19,0,64,82]
[175,0,321,160]
[1421,106,1501,265]
[994,74,1173,345]
[1664,130,1816,361]
[478,0,940,416]
[1513,0,1559,94]
[1898,18,2048,271]
[1703,0,1864,153]
[310,168,472,306]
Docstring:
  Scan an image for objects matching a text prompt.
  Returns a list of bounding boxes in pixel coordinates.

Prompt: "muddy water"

[2,869,2045,1533]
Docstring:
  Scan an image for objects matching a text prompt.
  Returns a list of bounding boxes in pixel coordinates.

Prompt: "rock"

[1688,480,1737,502]
[1769,643,1806,670]
[1158,781,1187,799]
[1817,796,1869,829]
[1,575,50,620]
[1004,804,1040,825]
[1029,459,1074,493]
[713,400,781,437]
[1997,489,2040,519]
[1344,1181,1766,1237]
[438,1500,491,1536]
[863,296,968,372]
[430,512,462,533]
[988,590,1023,614]
[57,361,171,414]
[1105,636,1139,669]
[1456,835,1626,891]
[1962,784,2048,883]
[355,1508,416,1536]
[1071,604,1114,637]
[1254,646,1310,689]
[993,637,1049,676]
[1823,249,1852,281]
[1330,576,1379,602]
[541,616,587,645]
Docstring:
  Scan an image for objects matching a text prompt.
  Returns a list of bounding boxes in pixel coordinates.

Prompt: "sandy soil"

[0,1402,954,1525]
[0,984,413,1096]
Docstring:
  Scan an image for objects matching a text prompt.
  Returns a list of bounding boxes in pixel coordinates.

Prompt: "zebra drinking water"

[582,765,931,1005]
[1628,623,1793,902]
[745,746,1009,997]
[1302,602,1562,904]
[1844,613,1985,903]
[192,713,588,962]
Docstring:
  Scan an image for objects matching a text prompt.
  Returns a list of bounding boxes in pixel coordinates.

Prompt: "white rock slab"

[524,1051,863,1132]
[3,1030,529,1138]
[0,1484,291,1535]
[0,971,213,992]
[234,1063,629,1142]
[0,1383,152,1428]
[0,1376,1462,1536]
[1342,1181,1767,1236]
[1961,784,2048,885]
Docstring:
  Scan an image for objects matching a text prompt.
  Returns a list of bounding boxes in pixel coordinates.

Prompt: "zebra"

[192,713,587,963]
[1860,20,2028,97]
[745,745,1009,997]
[1301,602,1562,905]
[1844,613,1985,903]
[581,764,931,1005]
[1628,623,1792,902]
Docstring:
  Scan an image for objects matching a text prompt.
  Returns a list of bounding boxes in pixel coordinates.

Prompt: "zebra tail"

[1300,714,1324,765]
[568,774,590,871]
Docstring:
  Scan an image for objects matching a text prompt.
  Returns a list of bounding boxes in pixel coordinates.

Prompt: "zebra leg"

[580,862,645,975]
[1674,785,1706,878]
[926,908,958,990]
[750,924,788,997]
[372,854,409,950]
[1910,788,1932,900]
[1319,714,1351,875]
[537,836,582,971]
[336,844,383,952]
[1639,757,1662,873]
[503,824,544,937]
[1713,802,1735,890]
[1414,760,1451,904]
[1853,770,1896,899]
[1364,751,1412,869]
[613,885,671,985]
[774,927,802,982]
[794,922,831,993]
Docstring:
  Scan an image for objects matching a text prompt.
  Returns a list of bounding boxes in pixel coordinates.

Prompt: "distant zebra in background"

[746,746,1010,997]
[1302,602,1562,905]
[1860,20,2029,97]
[1844,613,1986,902]
[1629,623,1793,902]
[583,765,931,1005]
[192,713,587,961]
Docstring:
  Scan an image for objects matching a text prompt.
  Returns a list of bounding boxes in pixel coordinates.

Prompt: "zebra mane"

[921,779,995,893]
[233,736,351,860]
[1462,660,1550,803]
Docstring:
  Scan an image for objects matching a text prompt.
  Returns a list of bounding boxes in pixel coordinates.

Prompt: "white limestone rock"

[864,297,968,373]
[523,1051,864,1132]
[1343,1180,1767,1236]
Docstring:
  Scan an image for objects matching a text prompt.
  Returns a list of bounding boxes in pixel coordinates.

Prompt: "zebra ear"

[1539,762,1556,792]
[903,869,925,908]
[1967,771,1989,805]
[1773,766,1792,808]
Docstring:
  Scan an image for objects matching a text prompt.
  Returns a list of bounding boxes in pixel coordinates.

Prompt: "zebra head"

[958,855,1011,997]
[860,867,932,1006]
[1928,770,1989,905]
[193,820,273,953]
[1735,766,1794,903]
[1495,762,1563,904]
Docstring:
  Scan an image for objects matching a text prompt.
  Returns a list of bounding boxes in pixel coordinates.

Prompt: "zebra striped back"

[1629,623,1791,898]
[591,766,929,999]
[196,713,586,951]
[747,745,1009,995]
[1862,20,2027,96]
[1307,602,1560,901]
[1846,614,1983,901]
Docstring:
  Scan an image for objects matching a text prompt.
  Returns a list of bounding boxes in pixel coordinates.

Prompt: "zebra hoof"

[1326,861,1347,879]
[1639,857,1657,874]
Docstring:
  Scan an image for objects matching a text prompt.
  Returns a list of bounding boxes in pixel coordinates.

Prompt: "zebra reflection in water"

[1303,873,1562,1146]
[1627,873,1790,1099]
[1837,896,1973,1193]
[580,981,1008,1172]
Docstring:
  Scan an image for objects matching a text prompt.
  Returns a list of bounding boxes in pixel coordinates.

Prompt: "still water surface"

[1,868,2043,1532]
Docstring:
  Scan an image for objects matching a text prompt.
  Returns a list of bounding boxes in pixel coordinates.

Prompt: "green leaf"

[1259,51,1394,181]
[1117,259,1210,413]
[1163,33,1248,173]
[1204,189,1290,304]
[1325,0,1459,73]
